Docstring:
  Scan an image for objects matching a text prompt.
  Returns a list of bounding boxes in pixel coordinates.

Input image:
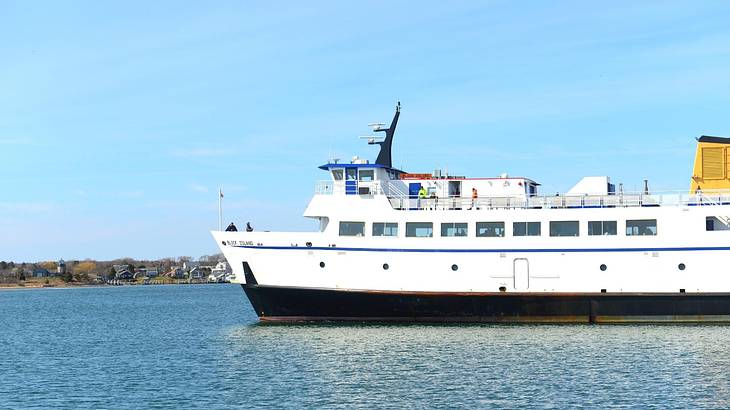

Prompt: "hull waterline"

[241,284,730,323]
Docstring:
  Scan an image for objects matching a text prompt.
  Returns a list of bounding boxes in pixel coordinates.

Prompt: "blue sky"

[2,1,730,261]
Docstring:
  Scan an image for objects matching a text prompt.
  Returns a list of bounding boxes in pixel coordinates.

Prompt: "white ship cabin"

[316,159,541,210]
[305,104,730,240]
[313,151,730,210]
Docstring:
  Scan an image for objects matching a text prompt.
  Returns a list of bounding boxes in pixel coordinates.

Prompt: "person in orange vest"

[471,187,478,209]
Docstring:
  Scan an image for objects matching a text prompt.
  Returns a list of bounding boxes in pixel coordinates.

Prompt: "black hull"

[242,284,730,323]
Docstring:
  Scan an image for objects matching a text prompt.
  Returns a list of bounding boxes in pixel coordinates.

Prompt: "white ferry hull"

[214,225,730,323]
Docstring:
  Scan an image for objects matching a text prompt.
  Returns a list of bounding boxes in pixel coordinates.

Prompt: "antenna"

[359,135,385,145]
[368,123,386,131]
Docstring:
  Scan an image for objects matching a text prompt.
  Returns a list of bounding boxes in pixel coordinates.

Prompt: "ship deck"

[315,181,730,211]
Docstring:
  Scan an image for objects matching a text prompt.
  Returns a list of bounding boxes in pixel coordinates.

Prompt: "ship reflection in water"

[2,285,729,408]
[224,319,730,407]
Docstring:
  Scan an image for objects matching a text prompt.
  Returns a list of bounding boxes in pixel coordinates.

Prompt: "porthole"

[678,263,686,271]
[319,262,325,268]
[383,263,389,270]
[221,241,226,246]
[451,264,458,271]
[600,264,607,271]
[499,286,507,292]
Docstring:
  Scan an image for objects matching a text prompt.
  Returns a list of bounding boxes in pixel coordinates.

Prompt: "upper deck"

[313,103,730,212]
[314,179,730,210]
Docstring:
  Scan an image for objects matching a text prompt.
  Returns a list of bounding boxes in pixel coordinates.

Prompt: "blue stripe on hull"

[235,245,730,253]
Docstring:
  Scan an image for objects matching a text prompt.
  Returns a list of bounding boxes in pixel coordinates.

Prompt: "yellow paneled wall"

[691,136,730,193]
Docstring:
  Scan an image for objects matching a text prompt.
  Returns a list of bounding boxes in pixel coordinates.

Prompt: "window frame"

[513,221,541,237]
[338,221,365,237]
[441,222,468,237]
[358,169,375,181]
[476,222,505,237]
[588,220,617,236]
[372,222,398,237]
[345,168,358,181]
[549,221,580,237]
[626,219,657,236]
[406,222,433,238]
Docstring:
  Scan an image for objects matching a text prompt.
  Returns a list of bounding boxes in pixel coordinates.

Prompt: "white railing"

[388,191,730,211]
[314,181,730,210]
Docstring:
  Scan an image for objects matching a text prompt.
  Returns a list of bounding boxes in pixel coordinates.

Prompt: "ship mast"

[373,102,401,168]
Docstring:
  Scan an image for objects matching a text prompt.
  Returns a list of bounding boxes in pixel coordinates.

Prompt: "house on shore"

[33,267,51,278]
[166,267,185,279]
[188,266,207,280]
[112,265,134,281]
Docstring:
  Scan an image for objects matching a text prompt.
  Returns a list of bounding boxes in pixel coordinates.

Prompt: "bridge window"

[406,222,433,237]
[588,221,617,236]
[476,222,505,237]
[331,169,343,180]
[626,219,657,236]
[513,222,541,237]
[345,168,357,181]
[373,222,398,236]
[359,170,374,181]
[339,221,365,236]
[550,221,579,237]
[441,223,468,237]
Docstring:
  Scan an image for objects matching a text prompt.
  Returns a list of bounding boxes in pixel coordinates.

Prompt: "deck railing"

[314,181,730,210]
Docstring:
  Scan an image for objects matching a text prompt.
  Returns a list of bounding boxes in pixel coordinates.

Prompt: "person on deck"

[418,186,427,209]
[471,187,478,210]
[225,222,238,232]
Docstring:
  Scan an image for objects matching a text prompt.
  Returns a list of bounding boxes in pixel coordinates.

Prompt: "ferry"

[213,103,730,323]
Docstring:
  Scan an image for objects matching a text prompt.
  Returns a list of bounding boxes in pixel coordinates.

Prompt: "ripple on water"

[1,285,729,408]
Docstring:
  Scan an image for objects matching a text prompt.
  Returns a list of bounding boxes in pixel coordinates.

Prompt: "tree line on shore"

[0,253,225,284]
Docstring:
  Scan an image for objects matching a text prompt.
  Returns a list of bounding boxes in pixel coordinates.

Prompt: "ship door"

[408,183,422,210]
[513,258,529,290]
[448,181,461,197]
[448,181,462,209]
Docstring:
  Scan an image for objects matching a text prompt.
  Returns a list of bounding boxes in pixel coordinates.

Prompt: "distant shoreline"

[0,284,106,291]
[0,281,220,291]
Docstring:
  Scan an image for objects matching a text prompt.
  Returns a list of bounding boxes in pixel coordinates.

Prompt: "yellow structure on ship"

[691,136,730,193]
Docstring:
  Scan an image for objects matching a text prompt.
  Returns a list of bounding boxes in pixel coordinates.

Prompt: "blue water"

[2,285,729,408]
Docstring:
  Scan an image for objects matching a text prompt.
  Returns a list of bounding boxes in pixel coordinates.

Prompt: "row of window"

[339,220,658,238]
[332,169,375,181]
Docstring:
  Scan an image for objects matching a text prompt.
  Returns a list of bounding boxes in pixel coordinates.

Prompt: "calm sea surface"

[2,284,730,409]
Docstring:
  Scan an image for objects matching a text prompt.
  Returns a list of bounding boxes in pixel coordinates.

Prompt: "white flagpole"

[218,188,223,231]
